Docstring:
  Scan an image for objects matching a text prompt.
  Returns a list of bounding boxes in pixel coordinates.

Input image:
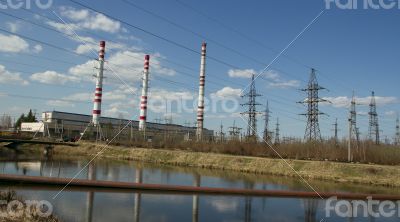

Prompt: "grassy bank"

[0,190,60,222]
[50,142,400,188]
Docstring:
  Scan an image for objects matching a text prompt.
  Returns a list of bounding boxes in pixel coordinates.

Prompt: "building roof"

[44,110,199,130]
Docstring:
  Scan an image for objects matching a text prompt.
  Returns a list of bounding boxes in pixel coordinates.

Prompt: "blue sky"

[0,0,399,141]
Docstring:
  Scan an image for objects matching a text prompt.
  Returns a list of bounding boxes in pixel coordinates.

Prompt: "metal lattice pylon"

[368,91,380,145]
[332,118,339,145]
[299,68,327,142]
[347,91,360,161]
[241,74,262,139]
[395,114,400,146]
[263,101,272,143]
[274,118,280,145]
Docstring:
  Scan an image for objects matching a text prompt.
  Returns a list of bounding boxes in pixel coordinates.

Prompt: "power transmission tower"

[184,121,192,141]
[218,121,225,142]
[241,74,262,140]
[298,68,328,142]
[368,91,380,145]
[229,120,242,141]
[332,118,339,145]
[395,114,400,146]
[263,101,272,143]
[274,118,280,145]
[348,92,359,162]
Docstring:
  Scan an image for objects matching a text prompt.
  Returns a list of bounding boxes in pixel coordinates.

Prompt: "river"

[0,151,398,222]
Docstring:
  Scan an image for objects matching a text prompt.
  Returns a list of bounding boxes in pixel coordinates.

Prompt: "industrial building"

[20,41,214,142]
[21,111,214,140]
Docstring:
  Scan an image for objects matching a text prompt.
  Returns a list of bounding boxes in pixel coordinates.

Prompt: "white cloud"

[358,111,368,116]
[104,107,129,118]
[210,87,241,99]
[147,88,194,113]
[0,65,29,85]
[228,69,300,89]
[72,36,127,55]
[33,44,43,53]
[68,60,97,81]
[385,111,397,117]
[149,89,193,101]
[46,21,80,35]
[264,70,300,89]
[210,199,238,212]
[46,100,75,108]
[268,80,300,89]
[0,33,29,53]
[46,92,101,108]
[0,33,43,54]
[60,8,89,21]
[322,96,349,108]
[69,50,176,83]
[228,69,255,78]
[80,13,121,33]
[50,7,122,34]
[30,71,79,85]
[64,92,92,102]
[322,96,399,108]
[54,85,137,105]
[264,70,280,81]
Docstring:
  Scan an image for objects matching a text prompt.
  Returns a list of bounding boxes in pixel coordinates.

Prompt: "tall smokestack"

[139,55,150,131]
[196,42,206,141]
[92,41,105,126]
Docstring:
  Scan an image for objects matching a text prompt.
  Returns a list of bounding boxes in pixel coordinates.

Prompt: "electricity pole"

[274,118,280,145]
[348,92,359,162]
[298,68,328,142]
[241,74,262,141]
[368,91,380,145]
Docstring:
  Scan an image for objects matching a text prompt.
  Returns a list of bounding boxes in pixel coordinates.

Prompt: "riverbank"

[49,142,400,187]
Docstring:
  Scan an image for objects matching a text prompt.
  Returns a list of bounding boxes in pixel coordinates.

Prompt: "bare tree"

[0,114,12,129]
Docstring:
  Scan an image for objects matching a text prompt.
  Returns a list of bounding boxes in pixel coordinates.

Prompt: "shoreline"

[46,142,400,187]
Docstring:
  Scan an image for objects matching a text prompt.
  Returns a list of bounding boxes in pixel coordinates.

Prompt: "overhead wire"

[0,8,303,110]
[1,1,374,134]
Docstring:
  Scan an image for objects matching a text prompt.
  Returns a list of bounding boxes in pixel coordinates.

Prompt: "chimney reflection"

[134,168,143,222]
[303,199,318,222]
[86,163,96,222]
[192,173,201,222]
[244,181,254,222]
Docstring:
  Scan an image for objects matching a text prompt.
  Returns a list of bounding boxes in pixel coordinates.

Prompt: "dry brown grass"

[122,138,400,165]
[52,141,400,187]
[0,190,60,222]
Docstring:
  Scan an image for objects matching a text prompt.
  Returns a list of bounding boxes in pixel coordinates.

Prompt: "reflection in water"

[192,174,201,222]
[262,184,267,211]
[1,155,399,222]
[39,159,61,177]
[244,181,254,222]
[86,163,96,222]
[303,199,318,222]
[134,168,143,222]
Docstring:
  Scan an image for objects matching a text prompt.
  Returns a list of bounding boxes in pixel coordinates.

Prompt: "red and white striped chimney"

[92,41,105,126]
[196,42,207,141]
[139,55,150,131]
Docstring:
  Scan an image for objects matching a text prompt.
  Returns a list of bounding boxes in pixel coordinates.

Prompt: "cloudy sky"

[0,0,399,140]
